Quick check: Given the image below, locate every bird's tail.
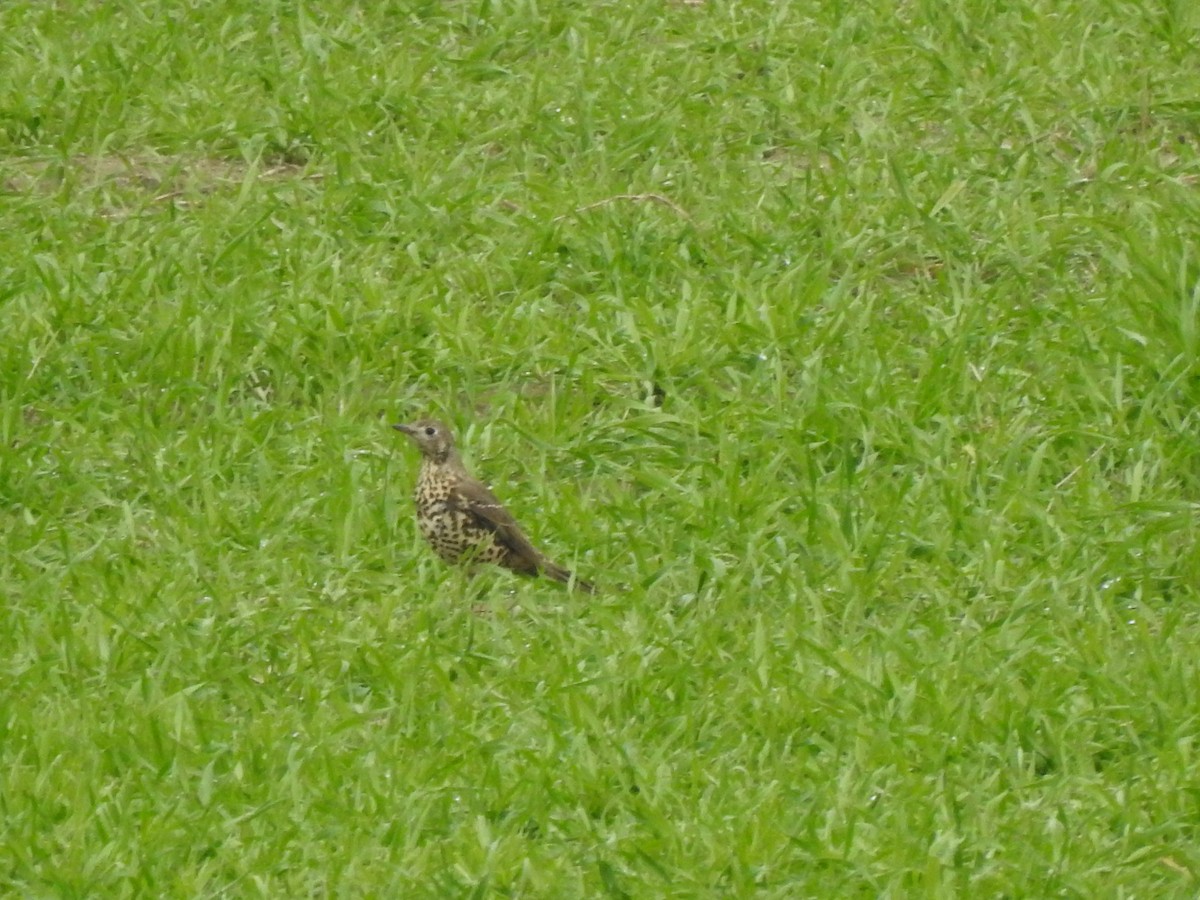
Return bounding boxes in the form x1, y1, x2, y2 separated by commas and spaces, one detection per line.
541, 560, 597, 594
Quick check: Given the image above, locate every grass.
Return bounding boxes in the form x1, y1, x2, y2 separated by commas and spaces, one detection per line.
2, 0, 1199, 895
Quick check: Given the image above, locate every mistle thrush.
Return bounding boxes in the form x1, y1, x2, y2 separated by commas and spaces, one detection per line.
393, 419, 596, 593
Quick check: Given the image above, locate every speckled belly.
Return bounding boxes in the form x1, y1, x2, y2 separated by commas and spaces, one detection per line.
415, 501, 507, 567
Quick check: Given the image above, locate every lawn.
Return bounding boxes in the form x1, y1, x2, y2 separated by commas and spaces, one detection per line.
3, 0, 1199, 895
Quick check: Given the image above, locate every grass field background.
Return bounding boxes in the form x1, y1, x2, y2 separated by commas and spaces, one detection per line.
3, 0, 1200, 895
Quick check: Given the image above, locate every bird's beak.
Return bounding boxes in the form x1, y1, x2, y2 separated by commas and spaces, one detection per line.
393, 423, 415, 435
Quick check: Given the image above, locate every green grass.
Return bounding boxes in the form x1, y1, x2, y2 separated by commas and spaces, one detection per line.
3, 0, 1200, 895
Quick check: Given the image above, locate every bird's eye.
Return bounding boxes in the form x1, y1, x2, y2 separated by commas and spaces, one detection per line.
424, 426, 436, 436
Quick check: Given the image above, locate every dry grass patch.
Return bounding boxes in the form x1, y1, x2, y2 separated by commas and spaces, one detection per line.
1, 151, 320, 216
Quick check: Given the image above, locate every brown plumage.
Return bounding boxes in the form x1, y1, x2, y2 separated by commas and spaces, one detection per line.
393, 419, 595, 593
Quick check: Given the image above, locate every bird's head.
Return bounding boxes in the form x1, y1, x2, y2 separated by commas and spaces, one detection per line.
393, 419, 456, 462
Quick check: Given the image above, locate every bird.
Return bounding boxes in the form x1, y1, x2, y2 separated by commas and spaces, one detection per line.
393, 419, 596, 593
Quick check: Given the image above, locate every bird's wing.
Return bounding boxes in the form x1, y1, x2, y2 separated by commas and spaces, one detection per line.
447, 477, 543, 564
